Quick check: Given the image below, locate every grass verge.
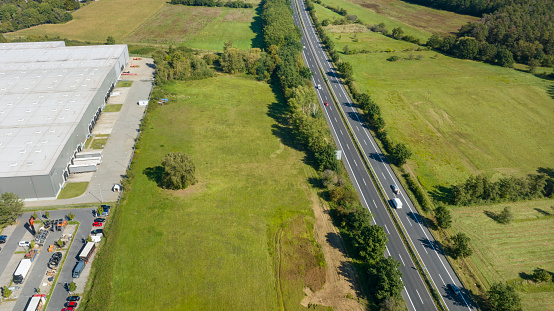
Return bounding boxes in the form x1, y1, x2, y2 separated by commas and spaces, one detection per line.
103, 104, 122, 112
57, 183, 89, 199
90, 138, 108, 149
116, 81, 133, 87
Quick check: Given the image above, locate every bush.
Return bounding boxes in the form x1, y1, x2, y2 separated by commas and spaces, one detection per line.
497, 207, 513, 224
161, 152, 197, 190
2, 286, 12, 298
387, 55, 400, 62
533, 268, 552, 283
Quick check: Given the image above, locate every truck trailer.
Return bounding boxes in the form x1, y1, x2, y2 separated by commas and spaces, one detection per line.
78, 242, 96, 263
68, 163, 97, 174
75, 150, 103, 159
13, 259, 32, 284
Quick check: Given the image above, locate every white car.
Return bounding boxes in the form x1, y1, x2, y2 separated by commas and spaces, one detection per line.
316, 84, 321, 90
18, 241, 30, 247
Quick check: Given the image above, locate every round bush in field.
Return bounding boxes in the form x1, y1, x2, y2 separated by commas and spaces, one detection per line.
161, 152, 197, 190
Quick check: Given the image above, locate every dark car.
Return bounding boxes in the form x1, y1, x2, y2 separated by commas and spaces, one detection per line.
91, 229, 103, 235
92, 222, 103, 227
48, 252, 62, 268
390, 184, 399, 195
67, 296, 80, 302
94, 218, 106, 223
448, 284, 461, 296
0, 235, 6, 244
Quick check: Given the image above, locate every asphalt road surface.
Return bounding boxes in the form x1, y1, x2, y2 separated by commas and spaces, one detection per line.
290, 0, 475, 310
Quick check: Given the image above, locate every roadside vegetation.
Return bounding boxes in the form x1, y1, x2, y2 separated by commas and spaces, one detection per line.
57, 182, 89, 199
0, 193, 23, 229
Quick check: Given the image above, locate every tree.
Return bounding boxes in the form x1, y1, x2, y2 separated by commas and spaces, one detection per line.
426, 34, 443, 49
451, 232, 472, 258
454, 37, 479, 59
68, 281, 77, 292
370, 257, 404, 302
2, 286, 12, 298
353, 224, 388, 263
0, 192, 24, 227
67, 212, 75, 220
44, 211, 50, 218
378, 296, 405, 311
391, 27, 404, 40
532, 268, 552, 283
106, 36, 115, 45
86, 235, 93, 243
496, 48, 514, 67
161, 152, 197, 190
435, 204, 452, 229
497, 207, 513, 224
487, 282, 522, 311
57, 239, 64, 248
343, 44, 350, 55
528, 58, 540, 74
390, 143, 412, 166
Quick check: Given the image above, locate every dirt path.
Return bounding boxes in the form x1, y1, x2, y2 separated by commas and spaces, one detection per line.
301, 191, 366, 310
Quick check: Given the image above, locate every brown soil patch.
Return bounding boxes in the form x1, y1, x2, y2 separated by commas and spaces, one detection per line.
325, 24, 368, 33
223, 9, 255, 22
301, 190, 366, 310
166, 182, 206, 197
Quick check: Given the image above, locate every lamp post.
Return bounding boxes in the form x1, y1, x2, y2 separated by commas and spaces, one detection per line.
98, 184, 103, 203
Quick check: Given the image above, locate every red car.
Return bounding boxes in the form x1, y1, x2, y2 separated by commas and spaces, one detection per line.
324, 102, 328, 106
92, 222, 103, 227
61, 307, 75, 311
64, 301, 78, 307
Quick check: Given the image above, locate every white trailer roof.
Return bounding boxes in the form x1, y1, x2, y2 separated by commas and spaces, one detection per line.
14, 259, 32, 276
79, 241, 95, 258
0, 42, 127, 178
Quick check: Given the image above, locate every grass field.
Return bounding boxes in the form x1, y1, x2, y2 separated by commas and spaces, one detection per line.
57, 182, 88, 199
84, 76, 325, 310
116, 81, 133, 87
6, 0, 168, 42
124, 5, 260, 50
450, 200, 554, 310
329, 31, 554, 190
90, 138, 108, 149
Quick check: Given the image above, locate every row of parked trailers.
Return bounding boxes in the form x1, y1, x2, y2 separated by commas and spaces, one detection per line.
68, 150, 103, 174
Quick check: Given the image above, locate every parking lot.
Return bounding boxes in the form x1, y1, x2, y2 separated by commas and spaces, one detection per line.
25, 57, 155, 208
0, 208, 103, 310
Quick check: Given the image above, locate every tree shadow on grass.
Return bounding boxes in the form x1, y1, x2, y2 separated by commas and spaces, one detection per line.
143, 166, 164, 187
430, 185, 452, 205
534, 208, 552, 216
250, 4, 264, 49
483, 210, 501, 223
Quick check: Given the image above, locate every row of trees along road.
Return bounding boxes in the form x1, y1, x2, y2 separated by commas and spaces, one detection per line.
0, 0, 79, 33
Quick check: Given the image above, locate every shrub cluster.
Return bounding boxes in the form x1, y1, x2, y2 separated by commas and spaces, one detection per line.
152, 46, 215, 84
450, 173, 551, 206
402, 172, 430, 211
170, 0, 253, 8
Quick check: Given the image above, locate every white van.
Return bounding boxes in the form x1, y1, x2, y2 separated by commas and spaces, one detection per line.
18, 241, 30, 247
391, 198, 402, 209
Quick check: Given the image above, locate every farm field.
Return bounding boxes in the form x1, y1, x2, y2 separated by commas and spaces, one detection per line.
83, 76, 327, 310
329, 30, 554, 190
451, 200, 554, 310
6, 0, 168, 42
7, 0, 260, 51
124, 5, 260, 50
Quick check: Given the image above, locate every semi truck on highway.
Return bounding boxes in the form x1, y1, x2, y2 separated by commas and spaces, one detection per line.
13, 259, 32, 284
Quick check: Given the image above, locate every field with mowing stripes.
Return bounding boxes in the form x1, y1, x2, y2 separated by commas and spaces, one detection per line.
451, 200, 554, 310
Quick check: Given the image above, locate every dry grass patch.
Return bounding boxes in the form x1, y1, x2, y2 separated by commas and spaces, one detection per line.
325, 24, 368, 33
223, 9, 255, 22
346, 0, 478, 34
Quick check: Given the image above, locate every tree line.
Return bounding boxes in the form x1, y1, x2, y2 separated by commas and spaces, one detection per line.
169, 0, 253, 8
409, 0, 554, 67
0, 192, 23, 228
450, 172, 552, 206
0, 0, 79, 33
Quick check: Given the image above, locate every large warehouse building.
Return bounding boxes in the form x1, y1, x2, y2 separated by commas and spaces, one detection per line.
0, 41, 129, 200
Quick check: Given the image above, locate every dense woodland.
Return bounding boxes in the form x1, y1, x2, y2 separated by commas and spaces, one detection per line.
0, 0, 79, 33
413, 0, 554, 66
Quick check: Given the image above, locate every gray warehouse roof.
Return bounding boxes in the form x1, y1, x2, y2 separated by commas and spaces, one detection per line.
0, 42, 127, 178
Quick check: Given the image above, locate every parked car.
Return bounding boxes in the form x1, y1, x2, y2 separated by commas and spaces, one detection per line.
0, 235, 7, 244
391, 184, 400, 195
66, 296, 80, 302
448, 283, 461, 296
94, 218, 106, 223
61, 307, 75, 311
64, 301, 78, 307
48, 252, 62, 268
18, 241, 30, 247
92, 222, 103, 227
91, 229, 103, 235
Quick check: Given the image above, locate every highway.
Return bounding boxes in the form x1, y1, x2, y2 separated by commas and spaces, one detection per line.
289, 0, 476, 310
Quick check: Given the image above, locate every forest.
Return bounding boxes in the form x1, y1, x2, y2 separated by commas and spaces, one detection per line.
411, 0, 554, 66
0, 0, 79, 33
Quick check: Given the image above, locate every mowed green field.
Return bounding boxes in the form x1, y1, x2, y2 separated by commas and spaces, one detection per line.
330, 31, 554, 189
86, 76, 319, 310
124, 5, 259, 50
451, 200, 554, 310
